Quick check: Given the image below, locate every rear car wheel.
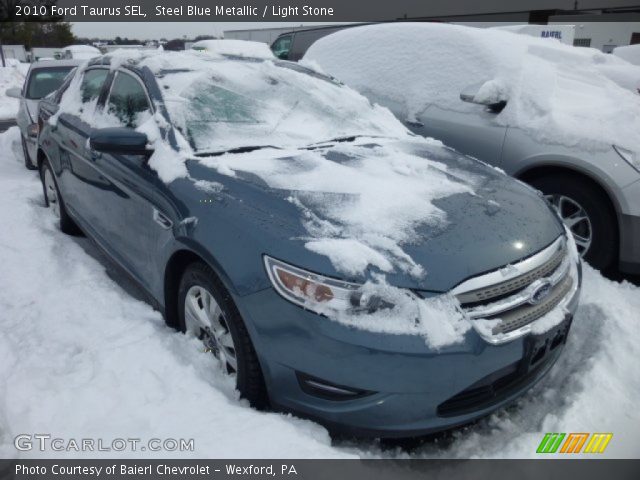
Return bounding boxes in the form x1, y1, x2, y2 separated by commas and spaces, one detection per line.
40, 159, 80, 235
21, 135, 36, 170
528, 174, 616, 270
178, 262, 269, 409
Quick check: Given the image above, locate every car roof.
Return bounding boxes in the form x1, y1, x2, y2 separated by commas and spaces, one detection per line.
30, 59, 83, 69
274, 22, 371, 39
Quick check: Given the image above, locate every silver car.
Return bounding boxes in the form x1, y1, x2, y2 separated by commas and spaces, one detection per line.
6, 60, 81, 169
304, 23, 640, 274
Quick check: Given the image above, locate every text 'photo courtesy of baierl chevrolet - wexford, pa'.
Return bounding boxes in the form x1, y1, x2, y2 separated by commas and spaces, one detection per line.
0, 1, 639, 479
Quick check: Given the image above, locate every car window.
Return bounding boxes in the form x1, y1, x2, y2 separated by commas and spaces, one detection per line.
106, 72, 151, 128
159, 56, 406, 153
53, 68, 77, 104
80, 69, 109, 103
25, 67, 74, 99
271, 35, 292, 59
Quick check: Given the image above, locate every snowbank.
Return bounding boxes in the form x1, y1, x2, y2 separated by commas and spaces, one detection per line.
0, 64, 26, 120
1, 126, 639, 457
305, 23, 640, 154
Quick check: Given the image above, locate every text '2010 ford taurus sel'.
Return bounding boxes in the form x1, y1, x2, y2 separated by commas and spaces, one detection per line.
37, 45, 581, 438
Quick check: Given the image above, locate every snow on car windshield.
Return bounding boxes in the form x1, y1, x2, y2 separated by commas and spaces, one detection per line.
304, 23, 640, 153
140, 51, 407, 152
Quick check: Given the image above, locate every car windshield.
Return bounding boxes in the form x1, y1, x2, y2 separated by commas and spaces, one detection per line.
26, 67, 75, 99
149, 55, 406, 153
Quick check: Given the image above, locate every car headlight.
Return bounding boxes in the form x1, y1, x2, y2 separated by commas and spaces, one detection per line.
613, 145, 640, 173
263, 256, 393, 315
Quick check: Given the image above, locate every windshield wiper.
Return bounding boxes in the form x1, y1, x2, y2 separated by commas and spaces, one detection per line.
194, 145, 280, 157
304, 135, 385, 149
312, 135, 362, 145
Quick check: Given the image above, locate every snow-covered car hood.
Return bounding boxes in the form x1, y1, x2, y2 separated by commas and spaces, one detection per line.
189, 136, 564, 292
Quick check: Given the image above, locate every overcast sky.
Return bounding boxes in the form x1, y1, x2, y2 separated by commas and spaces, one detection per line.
71, 22, 346, 40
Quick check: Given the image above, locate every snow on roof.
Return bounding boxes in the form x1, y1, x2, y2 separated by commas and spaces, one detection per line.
61, 44, 102, 60
191, 39, 274, 59
613, 44, 640, 66
63, 44, 101, 53
304, 23, 640, 153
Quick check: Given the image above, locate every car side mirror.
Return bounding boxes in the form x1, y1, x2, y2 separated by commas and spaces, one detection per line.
6, 87, 22, 99
90, 128, 150, 155
460, 81, 507, 113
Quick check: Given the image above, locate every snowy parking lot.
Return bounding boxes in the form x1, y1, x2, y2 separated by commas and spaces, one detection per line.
0, 125, 639, 458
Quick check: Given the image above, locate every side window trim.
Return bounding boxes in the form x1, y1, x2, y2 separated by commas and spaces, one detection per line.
80, 67, 110, 105
54, 67, 77, 104
105, 69, 154, 118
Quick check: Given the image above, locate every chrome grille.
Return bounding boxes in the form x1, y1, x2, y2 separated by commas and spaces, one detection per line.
491, 274, 573, 335
451, 236, 579, 344
456, 246, 566, 305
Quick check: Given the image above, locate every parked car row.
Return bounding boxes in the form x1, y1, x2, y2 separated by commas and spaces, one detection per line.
7, 38, 585, 438
6, 60, 82, 169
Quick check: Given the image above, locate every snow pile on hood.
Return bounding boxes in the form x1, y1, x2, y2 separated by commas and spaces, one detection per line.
0, 64, 26, 120
200, 137, 476, 278
191, 39, 274, 59
304, 23, 640, 153
613, 44, 640, 66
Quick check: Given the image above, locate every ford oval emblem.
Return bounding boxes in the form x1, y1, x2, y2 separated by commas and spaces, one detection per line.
529, 281, 553, 305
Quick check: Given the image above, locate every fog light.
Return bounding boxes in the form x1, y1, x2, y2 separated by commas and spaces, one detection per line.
296, 372, 375, 401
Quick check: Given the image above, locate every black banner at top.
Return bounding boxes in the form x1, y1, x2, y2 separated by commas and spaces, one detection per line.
2, 0, 640, 22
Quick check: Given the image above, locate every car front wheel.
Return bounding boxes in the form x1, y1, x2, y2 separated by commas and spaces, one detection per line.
178, 262, 269, 409
529, 174, 617, 271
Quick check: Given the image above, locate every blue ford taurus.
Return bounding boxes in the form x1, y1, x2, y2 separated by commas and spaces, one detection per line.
37, 47, 581, 438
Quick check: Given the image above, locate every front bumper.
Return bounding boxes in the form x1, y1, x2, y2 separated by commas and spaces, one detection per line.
238, 272, 581, 438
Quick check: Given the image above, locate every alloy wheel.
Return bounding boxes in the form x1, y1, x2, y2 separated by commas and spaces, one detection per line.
184, 285, 238, 373
545, 194, 592, 257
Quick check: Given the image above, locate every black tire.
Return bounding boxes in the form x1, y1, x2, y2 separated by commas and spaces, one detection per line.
528, 174, 617, 271
178, 262, 269, 409
21, 135, 37, 170
40, 158, 81, 235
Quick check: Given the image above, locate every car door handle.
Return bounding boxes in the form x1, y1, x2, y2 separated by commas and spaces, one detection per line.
153, 208, 173, 229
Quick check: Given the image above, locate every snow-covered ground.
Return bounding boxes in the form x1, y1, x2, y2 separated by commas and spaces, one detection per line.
0, 125, 638, 459
0, 62, 27, 120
